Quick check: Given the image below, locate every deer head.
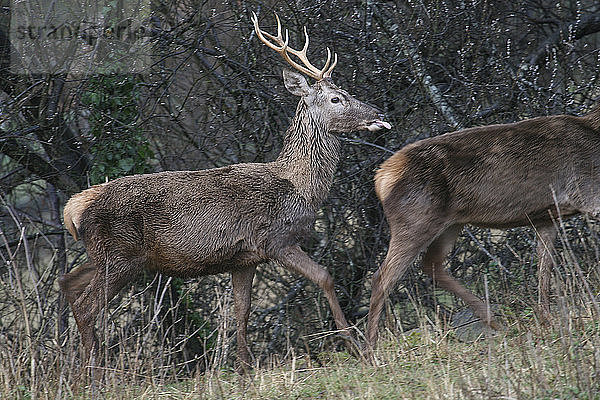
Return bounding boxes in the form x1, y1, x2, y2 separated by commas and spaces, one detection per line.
252, 12, 391, 134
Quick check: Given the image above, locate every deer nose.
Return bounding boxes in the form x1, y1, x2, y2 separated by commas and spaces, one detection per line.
370, 105, 389, 122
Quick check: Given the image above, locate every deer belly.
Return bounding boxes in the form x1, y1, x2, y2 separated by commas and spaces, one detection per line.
460, 198, 579, 228
144, 247, 266, 278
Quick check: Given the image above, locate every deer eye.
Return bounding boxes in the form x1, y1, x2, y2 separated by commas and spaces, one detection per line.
330, 97, 340, 104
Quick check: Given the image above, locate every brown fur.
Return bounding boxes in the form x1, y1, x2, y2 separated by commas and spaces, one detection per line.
367, 105, 600, 352
58, 262, 97, 306
63, 183, 107, 240
374, 152, 408, 201
61, 70, 389, 375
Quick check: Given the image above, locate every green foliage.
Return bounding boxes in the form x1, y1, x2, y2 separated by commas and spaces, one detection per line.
15, 386, 31, 400
81, 74, 153, 184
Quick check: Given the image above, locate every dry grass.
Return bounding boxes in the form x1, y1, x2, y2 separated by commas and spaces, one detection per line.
111, 304, 600, 400
2, 291, 599, 399
1, 212, 599, 399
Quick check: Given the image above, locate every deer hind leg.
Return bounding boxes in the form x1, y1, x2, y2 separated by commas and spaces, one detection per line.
276, 245, 349, 333
231, 265, 257, 374
535, 224, 557, 320
70, 260, 141, 377
421, 225, 498, 329
59, 262, 97, 307
366, 232, 429, 353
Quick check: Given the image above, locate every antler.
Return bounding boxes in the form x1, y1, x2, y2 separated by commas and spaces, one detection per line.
251, 11, 337, 81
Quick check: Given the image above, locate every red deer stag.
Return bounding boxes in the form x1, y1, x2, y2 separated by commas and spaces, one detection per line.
60, 12, 391, 374
366, 104, 600, 351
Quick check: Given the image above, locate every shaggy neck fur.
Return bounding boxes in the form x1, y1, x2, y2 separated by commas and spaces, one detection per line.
274, 100, 341, 209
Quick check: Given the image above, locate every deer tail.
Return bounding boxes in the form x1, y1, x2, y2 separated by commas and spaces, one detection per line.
374, 151, 409, 202
63, 183, 108, 241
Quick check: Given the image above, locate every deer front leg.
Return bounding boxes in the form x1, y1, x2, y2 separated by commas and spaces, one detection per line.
276, 245, 349, 334
231, 265, 257, 374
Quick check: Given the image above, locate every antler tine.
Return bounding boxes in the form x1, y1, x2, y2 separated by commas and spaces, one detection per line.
323, 52, 337, 79
320, 47, 332, 76
251, 11, 285, 52
252, 11, 337, 81
252, 11, 318, 79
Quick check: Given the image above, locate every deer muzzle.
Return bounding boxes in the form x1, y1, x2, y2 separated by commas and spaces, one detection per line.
366, 119, 392, 131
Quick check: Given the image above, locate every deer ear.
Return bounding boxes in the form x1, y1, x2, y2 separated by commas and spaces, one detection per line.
283, 69, 312, 97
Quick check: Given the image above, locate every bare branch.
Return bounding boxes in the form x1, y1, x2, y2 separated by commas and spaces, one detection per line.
528, 12, 600, 66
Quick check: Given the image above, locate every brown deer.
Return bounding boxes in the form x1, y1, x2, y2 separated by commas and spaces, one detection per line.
60, 12, 391, 374
366, 104, 600, 351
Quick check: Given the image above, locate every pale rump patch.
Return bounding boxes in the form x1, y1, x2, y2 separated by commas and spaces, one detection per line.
63, 183, 108, 240
374, 151, 409, 201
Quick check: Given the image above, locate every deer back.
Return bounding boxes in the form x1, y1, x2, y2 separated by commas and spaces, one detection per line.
376, 107, 600, 228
